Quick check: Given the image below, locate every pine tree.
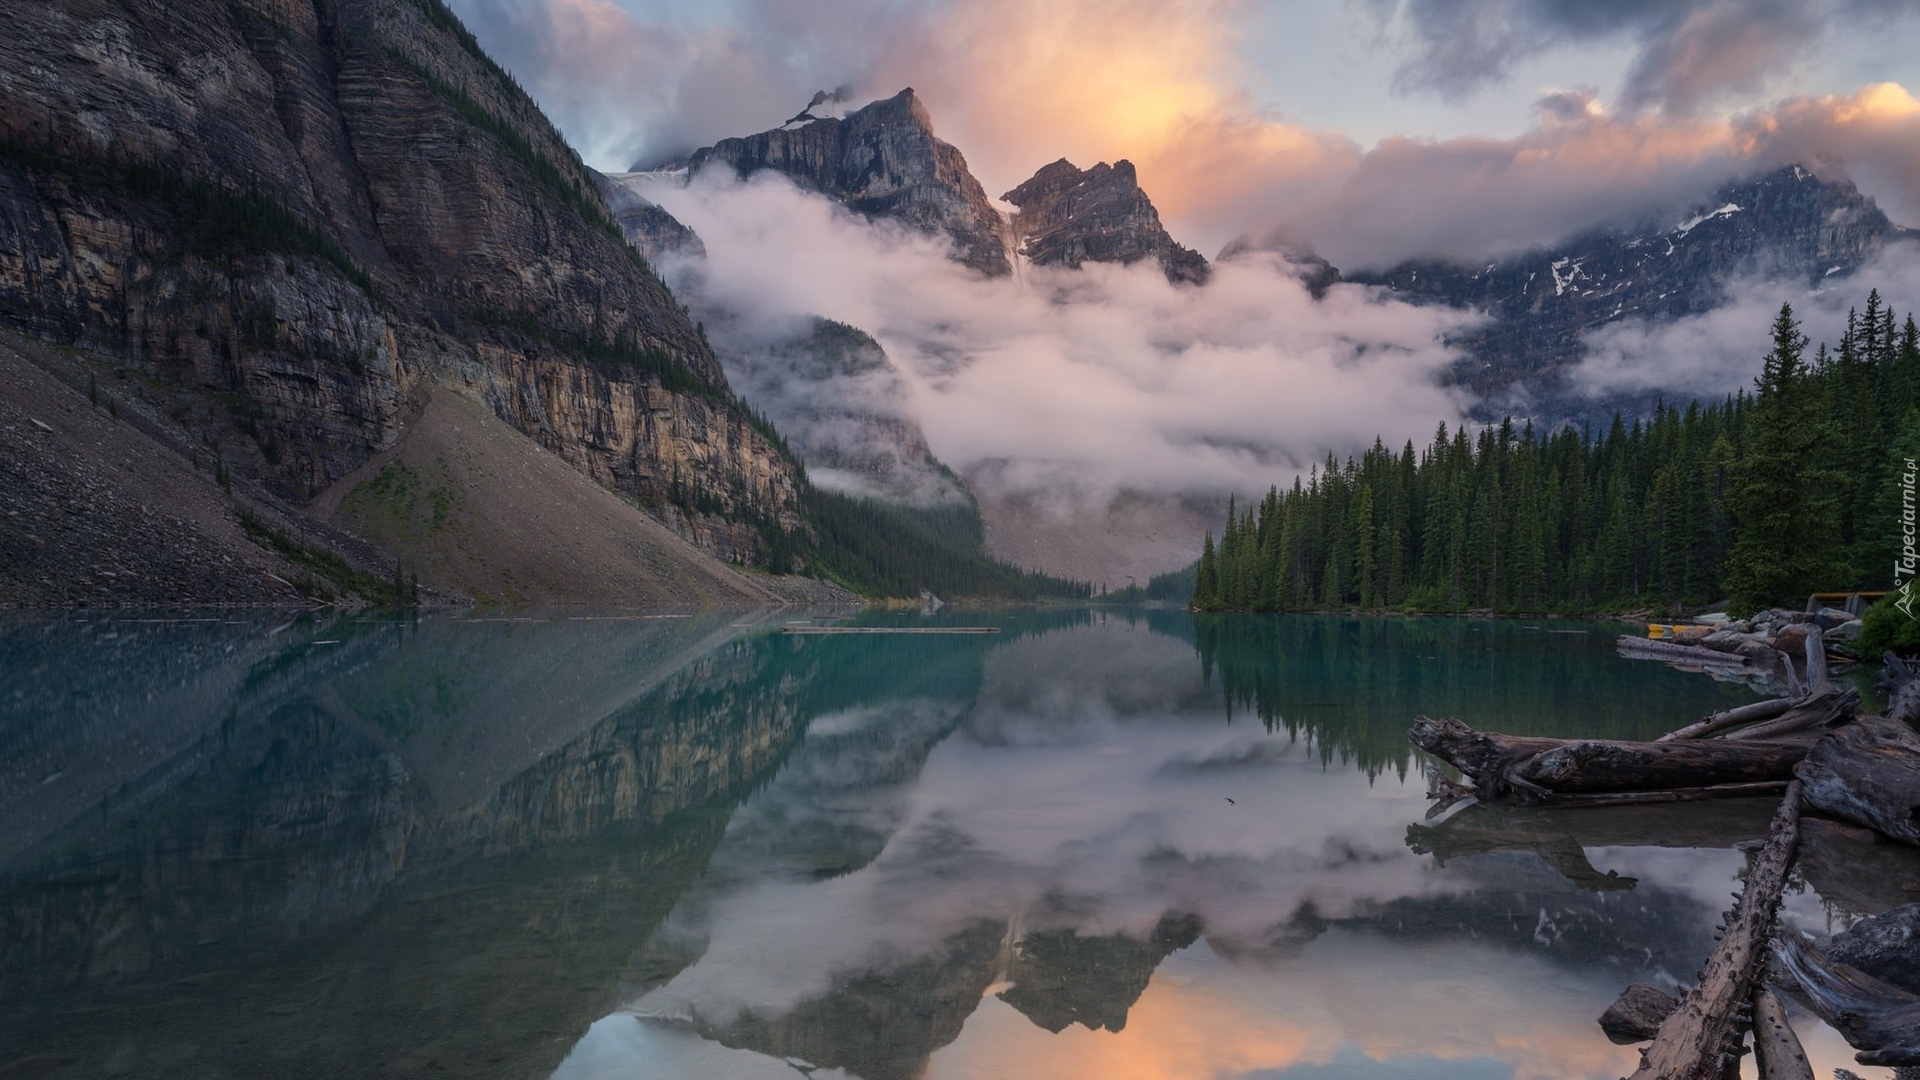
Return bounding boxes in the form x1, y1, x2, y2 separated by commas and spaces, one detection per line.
1723, 304, 1847, 612
1193, 531, 1219, 609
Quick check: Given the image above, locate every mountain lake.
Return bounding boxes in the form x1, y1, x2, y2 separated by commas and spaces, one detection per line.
2, 608, 1912, 1079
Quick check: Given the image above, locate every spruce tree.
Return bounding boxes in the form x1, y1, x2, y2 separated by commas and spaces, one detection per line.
1723, 304, 1846, 612
1193, 531, 1219, 609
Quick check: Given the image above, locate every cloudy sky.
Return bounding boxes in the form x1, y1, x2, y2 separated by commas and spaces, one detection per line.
441, 0, 1920, 568
448, 0, 1920, 267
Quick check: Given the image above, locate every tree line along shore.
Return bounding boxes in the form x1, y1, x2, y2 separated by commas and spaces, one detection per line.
1188, 290, 1920, 655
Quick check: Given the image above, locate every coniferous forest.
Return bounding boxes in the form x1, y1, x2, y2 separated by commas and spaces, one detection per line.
1191, 292, 1920, 618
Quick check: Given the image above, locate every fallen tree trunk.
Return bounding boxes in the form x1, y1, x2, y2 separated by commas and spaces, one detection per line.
1752, 986, 1815, 1080
1772, 932, 1920, 1067
1627, 781, 1802, 1080
1795, 717, 1920, 846
1411, 716, 1807, 803
1619, 635, 1764, 669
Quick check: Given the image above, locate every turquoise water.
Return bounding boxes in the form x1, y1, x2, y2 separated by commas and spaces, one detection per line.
0, 609, 1908, 1078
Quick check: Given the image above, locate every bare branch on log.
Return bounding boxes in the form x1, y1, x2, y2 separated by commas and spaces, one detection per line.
1659, 697, 1796, 742
1715, 686, 1858, 742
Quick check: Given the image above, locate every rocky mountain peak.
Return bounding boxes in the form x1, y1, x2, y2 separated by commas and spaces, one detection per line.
785, 89, 857, 126
678, 88, 1011, 276
1216, 229, 1343, 298
1344, 161, 1919, 417
1002, 158, 1209, 285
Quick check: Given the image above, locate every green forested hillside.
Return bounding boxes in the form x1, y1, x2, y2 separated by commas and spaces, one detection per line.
1192, 292, 1920, 616
769, 488, 1092, 601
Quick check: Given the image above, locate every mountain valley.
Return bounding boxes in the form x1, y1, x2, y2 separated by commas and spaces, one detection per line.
6, 0, 1919, 600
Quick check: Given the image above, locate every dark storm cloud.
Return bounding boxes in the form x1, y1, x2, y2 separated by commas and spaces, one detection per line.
1374, 0, 1913, 113
446, 0, 919, 168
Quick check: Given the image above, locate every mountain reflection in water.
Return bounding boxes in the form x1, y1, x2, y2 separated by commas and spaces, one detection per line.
1, 610, 1910, 1079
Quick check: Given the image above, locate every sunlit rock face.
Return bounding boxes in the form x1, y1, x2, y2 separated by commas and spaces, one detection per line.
1345, 165, 1919, 415
676, 89, 1013, 277
1003, 159, 1211, 286
0, 0, 802, 551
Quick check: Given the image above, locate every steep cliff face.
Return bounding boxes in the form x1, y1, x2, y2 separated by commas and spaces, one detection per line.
680, 89, 1012, 276
1003, 159, 1210, 285
722, 318, 968, 505
596, 169, 706, 263
0, 0, 803, 558
1345, 165, 1920, 411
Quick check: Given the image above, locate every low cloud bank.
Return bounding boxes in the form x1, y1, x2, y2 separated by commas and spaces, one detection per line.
1571, 245, 1920, 401
635, 169, 1479, 511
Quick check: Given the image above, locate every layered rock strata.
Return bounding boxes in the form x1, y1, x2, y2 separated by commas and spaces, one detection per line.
0, 0, 803, 562
1003, 159, 1210, 285
596, 169, 706, 263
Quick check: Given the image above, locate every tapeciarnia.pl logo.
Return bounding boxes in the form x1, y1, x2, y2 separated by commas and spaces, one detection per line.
1900, 456, 1918, 618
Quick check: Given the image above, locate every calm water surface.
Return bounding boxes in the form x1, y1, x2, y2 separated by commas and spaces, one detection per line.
2, 609, 1913, 1079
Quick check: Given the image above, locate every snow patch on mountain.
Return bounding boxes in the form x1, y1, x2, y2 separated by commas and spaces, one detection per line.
781, 90, 855, 130
1673, 203, 1742, 237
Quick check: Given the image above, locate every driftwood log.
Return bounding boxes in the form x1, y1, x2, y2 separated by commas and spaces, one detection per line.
1618, 635, 1768, 671
1411, 716, 1807, 803
1773, 932, 1920, 1066
1795, 717, 1920, 845
1802, 625, 1829, 695
1752, 986, 1815, 1080
1627, 781, 1802, 1080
